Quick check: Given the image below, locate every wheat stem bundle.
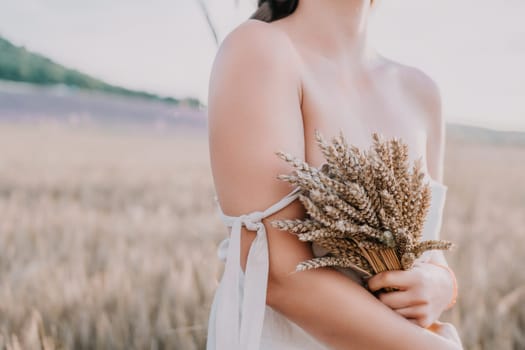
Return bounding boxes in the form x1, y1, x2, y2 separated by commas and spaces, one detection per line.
271, 130, 454, 284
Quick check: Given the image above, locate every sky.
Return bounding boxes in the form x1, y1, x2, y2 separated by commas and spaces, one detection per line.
0, 0, 524, 131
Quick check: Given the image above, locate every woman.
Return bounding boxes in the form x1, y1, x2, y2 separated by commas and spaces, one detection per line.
206, 0, 462, 349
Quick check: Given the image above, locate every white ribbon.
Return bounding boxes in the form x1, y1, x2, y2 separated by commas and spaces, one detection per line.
213, 187, 301, 350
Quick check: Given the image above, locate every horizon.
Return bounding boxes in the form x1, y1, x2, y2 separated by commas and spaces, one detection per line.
0, 0, 523, 132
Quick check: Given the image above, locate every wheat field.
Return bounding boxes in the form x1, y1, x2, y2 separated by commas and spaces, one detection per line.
0, 123, 523, 350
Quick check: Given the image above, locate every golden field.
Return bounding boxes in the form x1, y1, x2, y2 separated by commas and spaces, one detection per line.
0, 123, 523, 350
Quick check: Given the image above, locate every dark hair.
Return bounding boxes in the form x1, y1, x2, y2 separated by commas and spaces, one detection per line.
250, 0, 374, 23
250, 0, 299, 22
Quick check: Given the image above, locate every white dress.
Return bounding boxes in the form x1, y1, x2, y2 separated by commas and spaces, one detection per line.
205, 175, 448, 350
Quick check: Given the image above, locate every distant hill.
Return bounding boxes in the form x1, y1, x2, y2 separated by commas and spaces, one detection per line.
447, 123, 525, 146
0, 36, 201, 108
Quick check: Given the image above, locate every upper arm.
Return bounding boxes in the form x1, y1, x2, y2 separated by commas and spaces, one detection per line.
208, 20, 304, 213
399, 65, 445, 182
408, 68, 446, 182
424, 76, 446, 183
402, 68, 448, 262
207, 20, 312, 275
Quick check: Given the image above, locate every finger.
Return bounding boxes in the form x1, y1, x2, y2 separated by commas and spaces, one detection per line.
367, 270, 414, 292
395, 306, 432, 328
394, 305, 426, 319
378, 290, 413, 309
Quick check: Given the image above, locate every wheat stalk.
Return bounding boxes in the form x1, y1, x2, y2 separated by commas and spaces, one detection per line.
272, 130, 454, 286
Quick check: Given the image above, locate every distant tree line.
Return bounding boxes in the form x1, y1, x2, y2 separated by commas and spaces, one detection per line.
0, 37, 202, 108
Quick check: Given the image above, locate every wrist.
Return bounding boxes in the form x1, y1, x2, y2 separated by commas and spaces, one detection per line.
427, 261, 457, 310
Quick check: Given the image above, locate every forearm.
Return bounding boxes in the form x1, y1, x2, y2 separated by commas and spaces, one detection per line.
267, 267, 461, 350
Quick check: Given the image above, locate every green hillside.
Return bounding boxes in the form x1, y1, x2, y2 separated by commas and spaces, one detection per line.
0, 36, 200, 107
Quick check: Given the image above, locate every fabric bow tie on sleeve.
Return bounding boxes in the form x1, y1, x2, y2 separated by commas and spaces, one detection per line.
213, 188, 301, 350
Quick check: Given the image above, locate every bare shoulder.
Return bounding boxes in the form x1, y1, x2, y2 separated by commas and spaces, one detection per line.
381, 57, 442, 125
209, 19, 300, 89
219, 18, 293, 51
207, 19, 303, 125
400, 63, 442, 116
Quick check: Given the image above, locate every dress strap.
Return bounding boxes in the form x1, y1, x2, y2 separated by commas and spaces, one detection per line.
212, 186, 301, 350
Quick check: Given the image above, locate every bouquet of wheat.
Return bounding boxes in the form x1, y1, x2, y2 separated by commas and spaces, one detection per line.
271, 130, 454, 290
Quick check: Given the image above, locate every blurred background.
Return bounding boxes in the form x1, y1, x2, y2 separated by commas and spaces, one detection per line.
0, 0, 523, 349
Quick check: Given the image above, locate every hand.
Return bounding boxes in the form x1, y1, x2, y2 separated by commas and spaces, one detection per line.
365, 261, 455, 328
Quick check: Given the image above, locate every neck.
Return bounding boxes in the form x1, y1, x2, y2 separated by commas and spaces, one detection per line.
288, 0, 376, 65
